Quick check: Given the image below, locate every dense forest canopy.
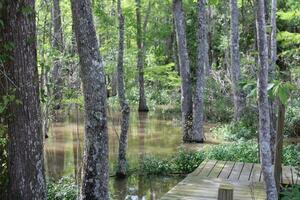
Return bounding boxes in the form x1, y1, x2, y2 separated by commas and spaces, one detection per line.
0, 0, 299, 199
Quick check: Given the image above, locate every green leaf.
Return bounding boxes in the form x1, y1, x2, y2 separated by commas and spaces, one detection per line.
247, 88, 257, 98
267, 83, 275, 91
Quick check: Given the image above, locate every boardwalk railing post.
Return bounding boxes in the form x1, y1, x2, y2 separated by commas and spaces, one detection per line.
218, 184, 234, 200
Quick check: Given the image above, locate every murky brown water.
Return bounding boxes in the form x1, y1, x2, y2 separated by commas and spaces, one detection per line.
44, 108, 216, 199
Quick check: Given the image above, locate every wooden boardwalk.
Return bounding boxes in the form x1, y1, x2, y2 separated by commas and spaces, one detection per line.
161, 160, 299, 200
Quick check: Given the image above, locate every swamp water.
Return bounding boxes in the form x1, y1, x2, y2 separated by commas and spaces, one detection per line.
45, 109, 216, 199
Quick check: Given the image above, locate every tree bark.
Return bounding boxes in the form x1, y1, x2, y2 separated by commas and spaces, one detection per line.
116, 0, 130, 178
274, 100, 285, 194
173, 0, 193, 142
230, 0, 245, 121
136, 0, 149, 112
70, 0, 109, 199
0, 0, 47, 199
192, 0, 206, 143
269, 0, 277, 163
255, 0, 278, 199
51, 0, 64, 109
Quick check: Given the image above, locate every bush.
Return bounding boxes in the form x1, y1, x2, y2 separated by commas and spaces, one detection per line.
142, 156, 174, 175
141, 150, 205, 175
204, 78, 233, 123
280, 185, 300, 200
205, 142, 300, 167
283, 144, 300, 166
211, 121, 257, 142
205, 142, 259, 163
284, 103, 300, 137
47, 177, 79, 200
173, 150, 205, 173
141, 143, 300, 176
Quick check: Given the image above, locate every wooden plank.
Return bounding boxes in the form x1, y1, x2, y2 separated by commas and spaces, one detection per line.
189, 160, 208, 176
198, 160, 218, 177
218, 161, 235, 179
228, 162, 244, 181
208, 161, 227, 178
161, 161, 300, 200
239, 163, 254, 182
291, 166, 299, 185
259, 166, 264, 182
161, 173, 267, 200
250, 164, 261, 183
282, 165, 292, 184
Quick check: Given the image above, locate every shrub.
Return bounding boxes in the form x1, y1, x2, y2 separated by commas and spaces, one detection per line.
284, 103, 300, 137
280, 185, 300, 200
141, 150, 205, 175
205, 142, 259, 163
173, 150, 205, 173
142, 156, 174, 175
204, 77, 233, 123
283, 144, 300, 166
211, 121, 257, 142
47, 176, 79, 200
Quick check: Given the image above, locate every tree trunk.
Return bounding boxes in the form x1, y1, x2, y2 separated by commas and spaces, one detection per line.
274, 101, 285, 194
51, 0, 64, 109
116, 0, 130, 178
269, 0, 277, 163
192, 0, 206, 143
70, 0, 109, 199
0, 0, 47, 199
136, 0, 149, 112
173, 0, 193, 142
255, 0, 278, 199
230, 0, 245, 121
111, 71, 118, 97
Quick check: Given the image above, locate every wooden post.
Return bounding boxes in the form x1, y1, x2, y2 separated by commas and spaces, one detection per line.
218, 184, 234, 200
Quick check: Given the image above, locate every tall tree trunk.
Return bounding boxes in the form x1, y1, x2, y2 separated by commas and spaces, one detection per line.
269, 0, 277, 162
230, 0, 245, 121
173, 0, 193, 142
136, 0, 149, 112
116, 0, 130, 178
70, 0, 109, 199
274, 58, 289, 196
256, 0, 278, 199
0, 0, 47, 199
274, 100, 285, 194
206, 5, 213, 75
51, 0, 64, 109
192, 0, 206, 143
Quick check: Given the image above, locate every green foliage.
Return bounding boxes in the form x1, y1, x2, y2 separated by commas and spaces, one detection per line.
206, 142, 300, 166
172, 150, 205, 173
47, 177, 79, 200
283, 144, 300, 166
284, 101, 300, 137
281, 185, 300, 200
204, 77, 233, 122
141, 150, 205, 175
142, 156, 174, 175
268, 80, 297, 105
145, 63, 180, 88
212, 121, 256, 142
0, 126, 8, 193
205, 142, 259, 163
0, 94, 17, 114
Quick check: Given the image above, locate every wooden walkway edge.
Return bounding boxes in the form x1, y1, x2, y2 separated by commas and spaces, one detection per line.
161, 160, 299, 200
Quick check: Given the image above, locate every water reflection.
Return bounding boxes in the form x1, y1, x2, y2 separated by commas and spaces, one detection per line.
45, 124, 65, 179
45, 109, 215, 199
